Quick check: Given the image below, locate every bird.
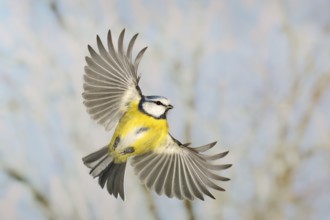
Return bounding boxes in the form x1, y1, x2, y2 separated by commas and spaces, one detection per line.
82, 29, 231, 201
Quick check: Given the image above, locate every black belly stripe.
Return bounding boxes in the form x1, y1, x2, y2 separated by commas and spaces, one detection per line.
136, 127, 149, 134
113, 136, 120, 149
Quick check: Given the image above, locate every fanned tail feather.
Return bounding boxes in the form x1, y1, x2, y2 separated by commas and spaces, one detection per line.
82, 147, 127, 200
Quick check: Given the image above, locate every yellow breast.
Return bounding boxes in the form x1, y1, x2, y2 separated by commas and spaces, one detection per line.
109, 101, 169, 163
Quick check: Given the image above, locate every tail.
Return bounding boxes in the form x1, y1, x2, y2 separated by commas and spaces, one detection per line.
82, 146, 127, 200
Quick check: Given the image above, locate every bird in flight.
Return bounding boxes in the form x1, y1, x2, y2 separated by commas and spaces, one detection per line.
82, 29, 231, 201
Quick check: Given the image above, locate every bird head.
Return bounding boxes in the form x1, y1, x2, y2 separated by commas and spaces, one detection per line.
140, 96, 173, 119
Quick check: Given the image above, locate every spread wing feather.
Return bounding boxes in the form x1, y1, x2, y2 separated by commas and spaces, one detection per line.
83, 29, 147, 130
131, 135, 231, 201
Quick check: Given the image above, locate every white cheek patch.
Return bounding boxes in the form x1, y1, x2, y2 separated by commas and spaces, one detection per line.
143, 102, 166, 118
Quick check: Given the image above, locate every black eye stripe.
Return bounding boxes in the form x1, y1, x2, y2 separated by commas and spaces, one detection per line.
155, 101, 164, 106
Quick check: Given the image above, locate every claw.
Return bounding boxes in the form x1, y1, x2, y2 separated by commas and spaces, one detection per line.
121, 146, 135, 155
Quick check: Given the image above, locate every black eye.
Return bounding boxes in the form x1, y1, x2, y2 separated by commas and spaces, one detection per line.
155, 101, 162, 105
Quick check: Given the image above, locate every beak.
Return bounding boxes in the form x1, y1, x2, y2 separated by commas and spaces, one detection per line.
167, 104, 173, 110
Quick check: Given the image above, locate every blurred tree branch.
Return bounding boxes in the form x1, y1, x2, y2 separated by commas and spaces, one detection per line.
246, 1, 330, 219
3, 166, 55, 220
141, 187, 160, 220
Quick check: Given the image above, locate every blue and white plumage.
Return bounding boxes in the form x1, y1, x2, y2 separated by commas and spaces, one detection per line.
82, 29, 231, 201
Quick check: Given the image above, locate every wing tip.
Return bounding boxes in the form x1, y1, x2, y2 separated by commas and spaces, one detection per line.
223, 164, 232, 169
223, 150, 229, 156
119, 28, 126, 40
141, 46, 148, 52
133, 32, 139, 38
96, 35, 103, 46
208, 193, 216, 199
222, 177, 231, 182
87, 44, 93, 51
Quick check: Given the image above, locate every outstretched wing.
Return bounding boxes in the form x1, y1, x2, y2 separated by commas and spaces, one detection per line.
83, 29, 147, 130
131, 135, 231, 201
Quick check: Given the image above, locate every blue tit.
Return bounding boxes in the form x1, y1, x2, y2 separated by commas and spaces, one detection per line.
82, 29, 231, 201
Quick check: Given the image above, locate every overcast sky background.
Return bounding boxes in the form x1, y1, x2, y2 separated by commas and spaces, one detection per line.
1, 0, 330, 219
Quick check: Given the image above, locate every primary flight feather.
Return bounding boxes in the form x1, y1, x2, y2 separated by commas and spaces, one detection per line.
82, 29, 231, 201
